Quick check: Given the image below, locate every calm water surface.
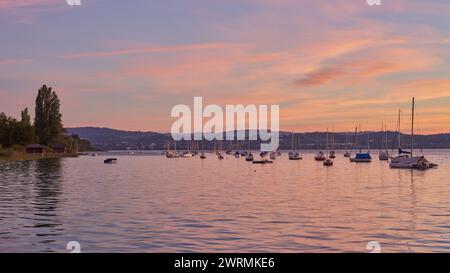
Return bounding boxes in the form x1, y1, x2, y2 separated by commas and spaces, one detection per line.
1, 150, 450, 253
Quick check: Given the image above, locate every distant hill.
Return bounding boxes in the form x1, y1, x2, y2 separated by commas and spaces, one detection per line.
66, 127, 170, 150
66, 127, 450, 151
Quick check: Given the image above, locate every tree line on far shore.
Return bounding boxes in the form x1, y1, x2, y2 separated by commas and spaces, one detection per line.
0, 85, 92, 153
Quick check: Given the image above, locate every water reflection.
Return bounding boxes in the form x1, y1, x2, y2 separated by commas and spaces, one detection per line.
0, 151, 450, 252
33, 159, 63, 240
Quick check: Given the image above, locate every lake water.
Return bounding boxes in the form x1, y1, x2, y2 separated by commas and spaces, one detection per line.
1, 150, 450, 253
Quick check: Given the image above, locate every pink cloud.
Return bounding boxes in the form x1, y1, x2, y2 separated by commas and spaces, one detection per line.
0, 0, 61, 10
0, 58, 32, 65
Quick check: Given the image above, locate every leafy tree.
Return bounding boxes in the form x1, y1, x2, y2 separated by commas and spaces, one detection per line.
14, 108, 35, 145
34, 85, 63, 145
0, 112, 10, 146
21, 108, 31, 125
0, 110, 35, 147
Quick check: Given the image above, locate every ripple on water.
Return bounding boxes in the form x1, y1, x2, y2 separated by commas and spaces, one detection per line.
1, 151, 450, 252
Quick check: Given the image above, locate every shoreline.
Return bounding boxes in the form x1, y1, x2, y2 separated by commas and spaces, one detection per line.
0, 151, 78, 162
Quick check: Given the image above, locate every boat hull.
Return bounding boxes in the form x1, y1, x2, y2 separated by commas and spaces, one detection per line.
350, 158, 372, 163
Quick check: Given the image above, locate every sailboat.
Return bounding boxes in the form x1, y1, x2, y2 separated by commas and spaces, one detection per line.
199, 141, 206, 159
314, 132, 326, 161
181, 140, 193, 158
329, 125, 336, 159
389, 98, 438, 169
234, 141, 241, 158
288, 132, 302, 160
350, 125, 372, 163
344, 132, 350, 157
323, 128, 334, 166
379, 122, 389, 161
166, 141, 180, 158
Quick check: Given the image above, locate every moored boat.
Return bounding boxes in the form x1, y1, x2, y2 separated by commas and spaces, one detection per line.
315, 151, 326, 161
289, 132, 302, 160
323, 158, 333, 166
252, 159, 273, 164
389, 98, 437, 170
104, 158, 117, 164
350, 153, 372, 163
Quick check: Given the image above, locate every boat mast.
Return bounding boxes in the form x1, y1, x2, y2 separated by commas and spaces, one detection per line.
380, 121, 384, 151
332, 124, 335, 151
291, 131, 294, 151
385, 124, 388, 152
411, 97, 415, 157
398, 110, 401, 150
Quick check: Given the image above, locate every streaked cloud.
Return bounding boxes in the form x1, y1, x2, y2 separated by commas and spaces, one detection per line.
1, 0, 450, 133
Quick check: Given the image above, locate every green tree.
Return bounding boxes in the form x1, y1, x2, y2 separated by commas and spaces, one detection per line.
34, 85, 63, 145
0, 112, 10, 146
0, 110, 35, 147
21, 108, 31, 125
13, 108, 35, 145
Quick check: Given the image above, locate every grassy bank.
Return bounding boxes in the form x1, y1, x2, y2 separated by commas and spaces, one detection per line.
0, 146, 78, 161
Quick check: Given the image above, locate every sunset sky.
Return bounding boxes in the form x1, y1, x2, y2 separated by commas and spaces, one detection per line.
1, 0, 450, 133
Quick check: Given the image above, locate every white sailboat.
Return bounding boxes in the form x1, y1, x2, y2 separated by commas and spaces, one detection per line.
323, 128, 334, 166
289, 131, 302, 160
314, 133, 326, 161
329, 125, 336, 159
344, 132, 350, 158
379, 122, 389, 161
390, 98, 438, 169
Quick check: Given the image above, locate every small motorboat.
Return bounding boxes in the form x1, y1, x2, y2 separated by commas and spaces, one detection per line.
218, 153, 224, 160
104, 158, 118, 164
252, 159, 273, 164
323, 158, 333, 166
245, 153, 254, 162
344, 152, 350, 158
200, 153, 206, 159
234, 151, 240, 158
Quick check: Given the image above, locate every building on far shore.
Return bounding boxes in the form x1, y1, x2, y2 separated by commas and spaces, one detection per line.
26, 144, 44, 154
51, 144, 66, 153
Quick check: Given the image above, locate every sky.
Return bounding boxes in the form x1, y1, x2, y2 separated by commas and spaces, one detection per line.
1, 0, 450, 133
